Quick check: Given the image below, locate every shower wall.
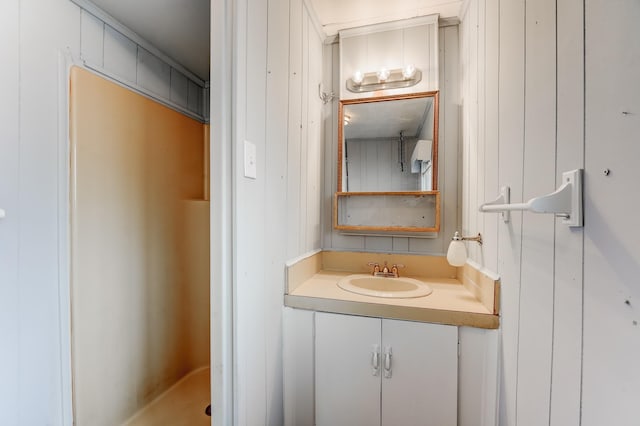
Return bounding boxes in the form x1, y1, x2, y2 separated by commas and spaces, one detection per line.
69, 66, 209, 425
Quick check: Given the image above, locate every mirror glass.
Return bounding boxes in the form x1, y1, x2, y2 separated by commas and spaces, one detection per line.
338, 91, 439, 193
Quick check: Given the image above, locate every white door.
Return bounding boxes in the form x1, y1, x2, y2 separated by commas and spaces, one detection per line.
0, 1, 20, 422
381, 319, 458, 426
315, 312, 381, 426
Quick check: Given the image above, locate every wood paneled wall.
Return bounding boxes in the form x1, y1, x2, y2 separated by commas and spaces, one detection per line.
461, 0, 640, 424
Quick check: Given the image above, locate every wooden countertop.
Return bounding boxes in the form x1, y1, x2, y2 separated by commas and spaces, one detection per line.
285, 270, 499, 329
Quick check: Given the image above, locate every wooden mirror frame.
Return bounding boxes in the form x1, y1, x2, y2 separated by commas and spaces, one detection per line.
337, 90, 440, 193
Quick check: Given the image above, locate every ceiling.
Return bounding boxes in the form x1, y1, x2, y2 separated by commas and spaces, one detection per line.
88, 0, 461, 82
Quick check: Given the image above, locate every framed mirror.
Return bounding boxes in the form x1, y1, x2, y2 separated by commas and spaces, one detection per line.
338, 91, 439, 193
334, 91, 440, 233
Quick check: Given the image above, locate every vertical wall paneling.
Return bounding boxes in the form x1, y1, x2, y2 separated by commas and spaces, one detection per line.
209, 0, 234, 421
430, 25, 459, 254
465, 0, 479, 262
80, 10, 104, 68
455, 0, 640, 424
187, 80, 203, 114
459, 13, 469, 254
299, 13, 310, 253
170, 68, 189, 109
137, 47, 172, 100
516, 1, 557, 423
233, 0, 255, 420
549, 0, 584, 424
286, 0, 324, 258
583, 1, 640, 424
0, 0, 20, 424
483, 0, 500, 274
8, 0, 82, 423
474, 0, 486, 264
496, 1, 526, 424
306, 18, 323, 251
232, 0, 324, 422
19, 1, 81, 423
320, 42, 337, 249
103, 25, 138, 84
264, 0, 291, 423
287, 0, 303, 259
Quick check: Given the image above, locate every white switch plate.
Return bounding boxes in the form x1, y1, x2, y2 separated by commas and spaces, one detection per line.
244, 140, 257, 179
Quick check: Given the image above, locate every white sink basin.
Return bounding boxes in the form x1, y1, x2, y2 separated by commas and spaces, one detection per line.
337, 274, 433, 299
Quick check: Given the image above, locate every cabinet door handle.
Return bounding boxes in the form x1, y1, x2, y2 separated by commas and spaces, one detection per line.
371, 344, 380, 376
384, 346, 393, 378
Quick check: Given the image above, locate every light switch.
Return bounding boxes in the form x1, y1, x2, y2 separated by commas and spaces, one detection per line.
244, 140, 257, 179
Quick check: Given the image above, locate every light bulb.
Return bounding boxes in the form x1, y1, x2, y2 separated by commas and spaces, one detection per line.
402, 64, 416, 79
446, 239, 467, 267
352, 70, 364, 85
376, 68, 390, 81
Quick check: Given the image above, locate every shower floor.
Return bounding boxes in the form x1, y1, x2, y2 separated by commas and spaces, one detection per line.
123, 367, 211, 426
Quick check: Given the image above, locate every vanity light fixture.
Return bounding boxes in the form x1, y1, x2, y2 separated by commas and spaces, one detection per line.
446, 231, 483, 267
376, 67, 390, 81
344, 114, 352, 126
346, 66, 423, 93
352, 70, 365, 85
402, 64, 416, 79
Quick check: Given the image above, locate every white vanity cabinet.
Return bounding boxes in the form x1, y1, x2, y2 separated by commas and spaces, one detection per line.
315, 312, 458, 426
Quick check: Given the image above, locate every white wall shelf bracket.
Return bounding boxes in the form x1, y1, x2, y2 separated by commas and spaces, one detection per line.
479, 169, 583, 228
479, 186, 511, 223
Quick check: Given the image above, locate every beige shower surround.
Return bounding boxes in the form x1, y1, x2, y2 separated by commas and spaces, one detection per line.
69, 67, 209, 425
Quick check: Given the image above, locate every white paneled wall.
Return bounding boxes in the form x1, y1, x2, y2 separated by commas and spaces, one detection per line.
0, 1, 209, 423
0, 0, 81, 423
0, 1, 21, 425
228, 0, 324, 423
286, 0, 324, 259
79, 9, 206, 119
582, 1, 640, 424
322, 24, 460, 255
461, 0, 640, 425
339, 15, 439, 100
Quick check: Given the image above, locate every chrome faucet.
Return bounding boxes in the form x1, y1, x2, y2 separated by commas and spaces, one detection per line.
367, 261, 405, 278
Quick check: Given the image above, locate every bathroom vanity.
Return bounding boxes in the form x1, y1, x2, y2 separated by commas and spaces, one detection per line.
283, 250, 499, 426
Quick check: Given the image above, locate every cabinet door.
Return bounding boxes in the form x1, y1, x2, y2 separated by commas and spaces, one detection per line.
381, 320, 458, 426
315, 312, 381, 426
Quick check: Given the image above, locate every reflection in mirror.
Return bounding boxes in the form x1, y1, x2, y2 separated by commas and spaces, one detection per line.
338, 91, 439, 193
